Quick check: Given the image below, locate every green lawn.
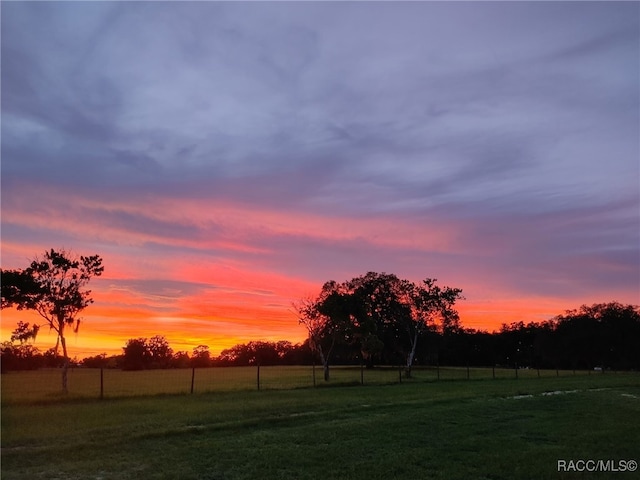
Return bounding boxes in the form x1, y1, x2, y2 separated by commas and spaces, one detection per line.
2, 371, 639, 479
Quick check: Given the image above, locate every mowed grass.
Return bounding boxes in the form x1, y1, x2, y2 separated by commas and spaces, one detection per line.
2, 371, 639, 480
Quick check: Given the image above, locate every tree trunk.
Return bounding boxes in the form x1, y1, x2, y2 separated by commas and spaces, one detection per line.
405, 331, 419, 378
60, 334, 69, 394
317, 344, 330, 381
319, 350, 330, 381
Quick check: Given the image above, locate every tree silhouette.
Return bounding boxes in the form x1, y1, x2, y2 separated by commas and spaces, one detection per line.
191, 345, 211, 367
296, 272, 464, 379
294, 283, 356, 381
122, 338, 150, 370
405, 278, 463, 376
0, 249, 103, 392
1, 269, 44, 309
147, 335, 174, 368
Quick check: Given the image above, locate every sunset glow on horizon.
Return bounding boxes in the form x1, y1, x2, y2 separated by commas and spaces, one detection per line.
1, 2, 638, 360
1, 254, 610, 359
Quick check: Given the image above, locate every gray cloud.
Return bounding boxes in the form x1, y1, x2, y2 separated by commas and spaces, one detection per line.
2, 1, 638, 309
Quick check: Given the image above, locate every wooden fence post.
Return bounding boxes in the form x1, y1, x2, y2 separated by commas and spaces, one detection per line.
191, 367, 195, 394
256, 363, 261, 391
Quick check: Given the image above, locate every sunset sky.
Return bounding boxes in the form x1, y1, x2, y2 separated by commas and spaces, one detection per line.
1, 2, 638, 359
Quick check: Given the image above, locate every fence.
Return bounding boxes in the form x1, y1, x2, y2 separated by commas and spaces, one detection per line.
0, 364, 615, 404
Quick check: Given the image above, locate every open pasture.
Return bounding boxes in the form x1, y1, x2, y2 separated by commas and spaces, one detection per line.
2, 371, 639, 479
1, 365, 584, 404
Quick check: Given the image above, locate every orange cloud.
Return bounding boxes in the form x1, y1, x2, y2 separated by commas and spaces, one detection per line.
2, 182, 460, 256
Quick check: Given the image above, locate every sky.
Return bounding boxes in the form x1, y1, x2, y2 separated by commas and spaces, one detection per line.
1, 1, 639, 358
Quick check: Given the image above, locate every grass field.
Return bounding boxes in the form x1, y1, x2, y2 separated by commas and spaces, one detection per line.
1, 365, 583, 404
2, 369, 639, 479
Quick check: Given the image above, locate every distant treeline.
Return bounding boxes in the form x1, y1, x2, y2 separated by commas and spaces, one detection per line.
0, 338, 314, 372
2, 302, 638, 372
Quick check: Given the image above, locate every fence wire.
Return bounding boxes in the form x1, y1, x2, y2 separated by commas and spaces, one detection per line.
0, 365, 609, 404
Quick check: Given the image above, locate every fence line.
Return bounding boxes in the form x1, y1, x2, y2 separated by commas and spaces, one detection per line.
0, 365, 621, 404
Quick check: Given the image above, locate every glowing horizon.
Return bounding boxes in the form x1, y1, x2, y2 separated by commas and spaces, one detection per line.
1, 253, 634, 359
